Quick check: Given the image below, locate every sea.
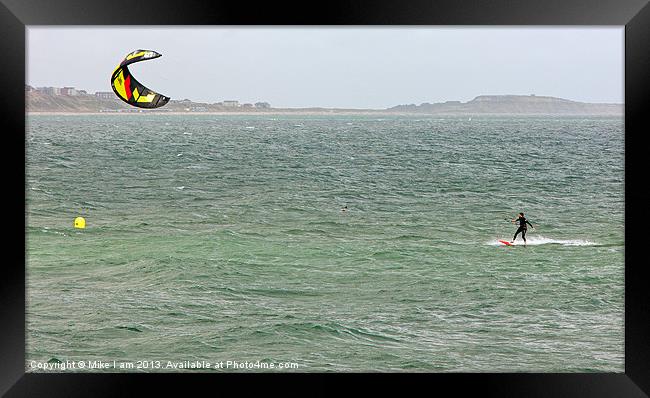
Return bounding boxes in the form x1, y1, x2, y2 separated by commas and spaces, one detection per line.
25, 114, 624, 372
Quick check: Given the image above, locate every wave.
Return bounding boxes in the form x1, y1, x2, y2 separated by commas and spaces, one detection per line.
489, 235, 597, 246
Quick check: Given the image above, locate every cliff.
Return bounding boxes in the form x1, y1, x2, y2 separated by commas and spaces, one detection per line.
389, 95, 622, 115
26, 91, 623, 115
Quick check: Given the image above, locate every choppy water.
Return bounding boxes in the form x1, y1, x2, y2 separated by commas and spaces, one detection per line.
26, 114, 624, 372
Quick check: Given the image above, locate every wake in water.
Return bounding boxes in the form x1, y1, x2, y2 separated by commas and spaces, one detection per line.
489, 235, 597, 246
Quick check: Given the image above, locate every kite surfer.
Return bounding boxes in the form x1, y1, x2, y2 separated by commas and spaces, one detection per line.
511, 212, 534, 245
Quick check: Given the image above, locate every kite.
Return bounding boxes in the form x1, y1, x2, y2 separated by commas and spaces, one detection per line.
110, 50, 170, 108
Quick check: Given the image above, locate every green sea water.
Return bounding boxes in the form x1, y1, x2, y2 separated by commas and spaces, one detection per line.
26, 114, 624, 372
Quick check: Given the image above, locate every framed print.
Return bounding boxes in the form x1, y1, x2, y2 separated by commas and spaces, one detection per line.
1, 0, 648, 396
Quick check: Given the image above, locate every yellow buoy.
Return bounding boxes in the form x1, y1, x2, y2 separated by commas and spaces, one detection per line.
74, 217, 86, 229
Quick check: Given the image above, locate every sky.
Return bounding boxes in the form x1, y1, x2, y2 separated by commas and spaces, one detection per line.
27, 27, 624, 109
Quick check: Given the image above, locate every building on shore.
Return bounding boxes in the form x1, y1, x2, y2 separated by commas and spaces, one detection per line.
223, 100, 239, 107
37, 87, 61, 95
61, 87, 78, 96
95, 91, 114, 99
255, 102, 271, 109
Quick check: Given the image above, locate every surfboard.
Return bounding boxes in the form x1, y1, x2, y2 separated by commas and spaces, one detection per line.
498, 240, 514, 246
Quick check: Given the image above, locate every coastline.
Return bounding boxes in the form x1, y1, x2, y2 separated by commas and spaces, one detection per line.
26, 111, 623, 117
26, 111, 385, 116
26, 93, 623, 117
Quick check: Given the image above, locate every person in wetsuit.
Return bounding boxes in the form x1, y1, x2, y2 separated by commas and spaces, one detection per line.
511, 212, 534, 245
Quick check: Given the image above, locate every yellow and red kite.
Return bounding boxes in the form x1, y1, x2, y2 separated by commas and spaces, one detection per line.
111, 50, 170, 109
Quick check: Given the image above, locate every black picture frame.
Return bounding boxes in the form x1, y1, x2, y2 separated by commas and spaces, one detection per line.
2, 0, 648, 396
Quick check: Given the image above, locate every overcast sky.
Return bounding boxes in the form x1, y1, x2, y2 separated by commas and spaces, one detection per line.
27, 27, 623, 109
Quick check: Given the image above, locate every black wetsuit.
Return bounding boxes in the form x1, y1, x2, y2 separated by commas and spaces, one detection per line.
513, 216, 533, 242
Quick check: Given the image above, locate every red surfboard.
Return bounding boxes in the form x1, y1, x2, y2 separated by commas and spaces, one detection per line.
498, 240, 514, 246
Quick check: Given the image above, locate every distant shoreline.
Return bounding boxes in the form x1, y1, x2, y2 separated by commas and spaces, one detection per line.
26, 111, 384, 116
25, 92, 623, 116
26, 111, 623, 117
